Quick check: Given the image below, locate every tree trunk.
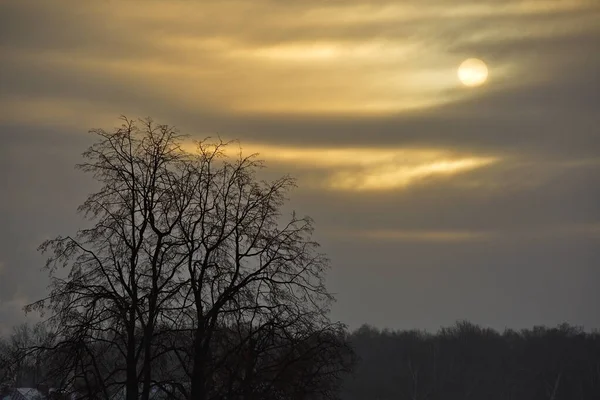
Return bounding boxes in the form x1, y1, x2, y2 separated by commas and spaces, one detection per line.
126, 315, 138, 400
190, 324, 213, 400
140, 332, 153, 400
190, 327, 207, 400
141, 303, 156, 400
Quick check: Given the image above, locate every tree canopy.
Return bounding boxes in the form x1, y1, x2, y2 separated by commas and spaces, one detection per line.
23, 117, 354, 400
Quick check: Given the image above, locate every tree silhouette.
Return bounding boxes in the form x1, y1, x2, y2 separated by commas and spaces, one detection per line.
25, 116, 353, 400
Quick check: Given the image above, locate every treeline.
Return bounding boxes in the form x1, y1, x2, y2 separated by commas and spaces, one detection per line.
3, 320, 600, 399
341, 321, 600, 400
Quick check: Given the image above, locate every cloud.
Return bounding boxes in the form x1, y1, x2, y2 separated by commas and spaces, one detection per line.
0, 0, 598, 332
333, 229, 492, 243
326, 223, 600, 244
328, 156, 497, 191
1, 0, 597, 122
211, 143, 499, 191
0, 0, 597, 169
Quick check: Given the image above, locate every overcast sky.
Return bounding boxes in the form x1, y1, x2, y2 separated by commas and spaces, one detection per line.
1, 0, 599, 335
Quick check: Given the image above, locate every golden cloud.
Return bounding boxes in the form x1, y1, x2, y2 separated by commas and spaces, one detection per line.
329, 157, 497, 191
325, 223, 600, 243
212, 143, 500, 191
1, 0, 596, 127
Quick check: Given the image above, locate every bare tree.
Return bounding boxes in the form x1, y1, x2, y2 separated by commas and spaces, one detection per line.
26, 116, 353, 400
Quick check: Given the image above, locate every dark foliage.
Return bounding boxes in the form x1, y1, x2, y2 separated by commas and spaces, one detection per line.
342, 321, 600, 400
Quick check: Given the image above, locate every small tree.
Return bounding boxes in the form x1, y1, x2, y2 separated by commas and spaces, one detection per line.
26, 116, 353, 400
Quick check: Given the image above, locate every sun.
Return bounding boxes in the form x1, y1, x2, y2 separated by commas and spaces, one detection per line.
458, 58, 488, 87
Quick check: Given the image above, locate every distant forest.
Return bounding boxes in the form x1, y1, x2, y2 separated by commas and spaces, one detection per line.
342, 321, 600, 400
3, 321, 600, 400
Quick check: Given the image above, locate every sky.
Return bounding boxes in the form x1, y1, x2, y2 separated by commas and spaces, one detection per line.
0, 0, 599, 335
